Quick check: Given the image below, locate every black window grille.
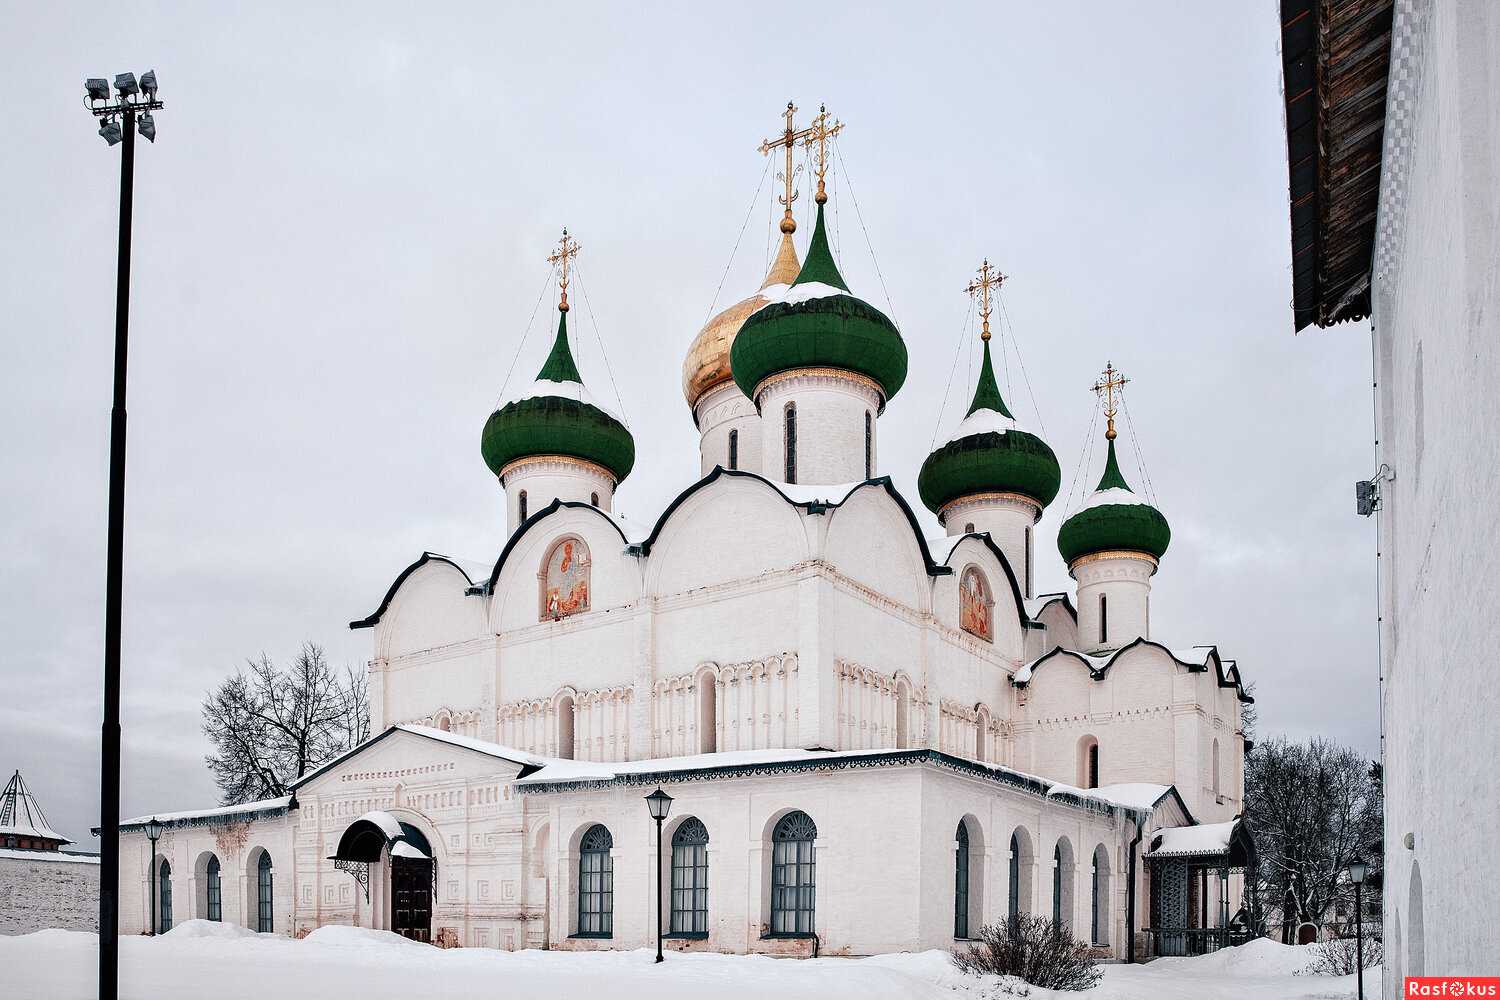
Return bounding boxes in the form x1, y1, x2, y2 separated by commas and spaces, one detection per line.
784, 403, 797, 484
864, 411, 872, 478
1091, 854, 1103, 944
1008, 834, 1021, 917
578, 824, 614, 936
519, 490, 528, 522
158, 859, 173, 933
1100, 593, 1107, 643
670, 818, 710, 936
257, 851, 273, 933
954, 822, 971, 938
206, 855, 221, 922
590, 492, 599, 507
1088, 742, 1100, 789
1052, 845, 1063, 925
728, 429, 738, 471
770, 811, 816, 935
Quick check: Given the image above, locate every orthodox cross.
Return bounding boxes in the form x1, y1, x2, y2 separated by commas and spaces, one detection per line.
965, 259, 1007, 342
1092, 362, 1129, 440
547, 228, 581, 312
759, 102, 817, 234
798, 103, 844, 204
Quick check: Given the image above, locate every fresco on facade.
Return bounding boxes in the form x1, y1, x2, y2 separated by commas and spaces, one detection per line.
543, 537, 591, 619
959, 567, 992, 641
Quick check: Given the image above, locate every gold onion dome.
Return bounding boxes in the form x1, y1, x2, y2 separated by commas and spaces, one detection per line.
682, 233, 801, 410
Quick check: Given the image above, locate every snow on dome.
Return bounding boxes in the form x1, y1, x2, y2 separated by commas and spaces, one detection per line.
756, 280, 848, 307
942, 406, 1020, 444
509, 378, 622, 422
1079, 485, 1149, 510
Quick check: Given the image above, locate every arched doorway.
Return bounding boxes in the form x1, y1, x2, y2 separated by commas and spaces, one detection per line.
331, 811, 434, 942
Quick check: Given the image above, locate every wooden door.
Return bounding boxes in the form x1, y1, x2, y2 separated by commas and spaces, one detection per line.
391, 857, 433, 943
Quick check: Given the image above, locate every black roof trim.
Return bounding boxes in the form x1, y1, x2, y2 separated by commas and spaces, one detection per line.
483, 498, 631, 593
350, 552, 476, 630
517, 747, 1167, 819
1016, 638, 1253, 702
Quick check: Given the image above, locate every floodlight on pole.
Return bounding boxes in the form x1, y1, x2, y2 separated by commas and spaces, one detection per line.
82, 66, 164, 1000
139, 70, 157, 99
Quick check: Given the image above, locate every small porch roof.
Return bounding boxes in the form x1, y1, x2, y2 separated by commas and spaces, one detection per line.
1145, 816, 1256, 868
330, 810, 433, 863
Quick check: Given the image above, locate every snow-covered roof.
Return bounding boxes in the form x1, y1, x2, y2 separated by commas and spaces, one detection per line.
119, 796, 293, 830
1013, 638, 1252, 702
1, 771, 70, 844
925, 534, 967, 564
515, 746, 895, 786
0, 847, 99, 865
1078, 485, 1149, 510
1023, 592, 1074, 620
1146, 820, 1237, 858
760, 479, 865, 505
508, 377, 622, 422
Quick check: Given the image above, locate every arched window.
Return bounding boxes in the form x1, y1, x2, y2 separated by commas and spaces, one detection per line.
728, 429, 738, 471
964, 522, 975, 533
1212, 738, 1221, 798
954, 821, 971, 939
1099, 593, 1108, 644
1008, 833, 1021, 917
864, 410, 873, 478
895, 678, 911, 749
770, 811, 816, 936
590, 492, 599, 507
669, 818, 709, 936
1025, 525, 1034, 598
206, 855, 221, 922
1053, 845, 1064, 924
540, 536, 591, 620
577, 825, 614, 937
960, 567, 993, 642
556, 694, 576, 760
1089, 742, 1100, 789
783, 402, 797, 484
1091, 845, 1111, 945
256, 851, 273, 933
1078, 735, 1100, 789
697, 675, 717, 754
518, 489, 528, 522
158, 858, 173, 933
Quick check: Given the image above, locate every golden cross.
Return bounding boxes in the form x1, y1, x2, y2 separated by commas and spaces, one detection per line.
798, 103, 844, 204
1092, 362, 1129, 440
964, 259, 1007, 342
546, 228, 581, 312
759, 102, 816, 234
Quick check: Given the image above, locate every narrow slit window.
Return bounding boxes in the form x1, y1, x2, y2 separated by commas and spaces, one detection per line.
1100, 593, 1108, 644
784, 403, 797, 484
728, 429, 738, 471
864, 411, 872, 478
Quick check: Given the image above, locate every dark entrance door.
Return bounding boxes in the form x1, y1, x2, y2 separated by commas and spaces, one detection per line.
391, 857, 433, 943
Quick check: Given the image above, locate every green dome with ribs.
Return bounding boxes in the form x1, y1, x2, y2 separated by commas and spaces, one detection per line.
481, 311, 635, 483
1056, 438, 1170, 564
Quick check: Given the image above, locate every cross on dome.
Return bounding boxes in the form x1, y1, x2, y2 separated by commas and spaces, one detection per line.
1092, 361, 1129, 440
759, 101, 817, 234
547, 228, 582, 312
798, 103, 843, 205
965, 259, 1007, 343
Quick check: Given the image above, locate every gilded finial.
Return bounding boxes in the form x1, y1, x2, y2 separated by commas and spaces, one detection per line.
547, 228, 582, 313
760, 101, 816, 234
1092, 362, 1129, 440
965, 259, 1007, 343
799, 103, 843, 204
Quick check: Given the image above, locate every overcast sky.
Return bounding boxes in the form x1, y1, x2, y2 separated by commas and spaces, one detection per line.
0, 2, 1379, 849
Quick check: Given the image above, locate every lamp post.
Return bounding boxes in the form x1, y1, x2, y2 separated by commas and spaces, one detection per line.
644, 788, 674, 964
83, 71, 163, 1000
1348, 856, 1368, 1000
144, 818, 163, 936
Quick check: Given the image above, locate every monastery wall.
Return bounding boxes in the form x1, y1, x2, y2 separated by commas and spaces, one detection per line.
0, 850, 99, 935
1371, 0, 1500, 987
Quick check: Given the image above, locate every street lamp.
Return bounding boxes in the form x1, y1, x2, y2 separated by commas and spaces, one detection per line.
144, 818, 163, 937
1348, 855, 1368, 1000
644, 788, 674, 964
83, 68, 165, 1000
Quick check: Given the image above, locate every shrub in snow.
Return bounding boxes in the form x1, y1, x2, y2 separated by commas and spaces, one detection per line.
1301, 933, 1382, 975
951, 914, 1102, 991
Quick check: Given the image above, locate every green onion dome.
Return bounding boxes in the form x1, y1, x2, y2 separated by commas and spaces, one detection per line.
730, 202, 907, 405
918, 340, 1061, 513
480, 310, 635, 483
1056, 438, 1170, 565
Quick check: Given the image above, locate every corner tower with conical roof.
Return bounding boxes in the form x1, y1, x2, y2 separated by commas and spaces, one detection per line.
730, 107, 907, 485
480, 230, 635, 535
1057, 363, 1171, 652
918, 261, 1060, 595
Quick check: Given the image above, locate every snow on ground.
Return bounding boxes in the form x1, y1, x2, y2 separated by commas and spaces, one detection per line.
0, 923, 1378, 1000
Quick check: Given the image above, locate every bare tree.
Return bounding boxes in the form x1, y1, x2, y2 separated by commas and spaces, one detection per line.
202, 643, 370, 804
1243, 736, 1381, 940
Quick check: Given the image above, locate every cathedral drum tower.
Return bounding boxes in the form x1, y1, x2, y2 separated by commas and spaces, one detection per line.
918, 261, 1061, 597
481, 231, 635, 535
1056, 364, 1171, 652
729, 106, 907, 485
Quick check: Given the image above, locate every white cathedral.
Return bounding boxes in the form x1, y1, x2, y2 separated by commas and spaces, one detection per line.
113, 109, 1255, 962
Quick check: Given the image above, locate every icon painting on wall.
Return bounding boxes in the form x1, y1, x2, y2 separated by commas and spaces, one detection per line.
543, 537, 591, 620
960, 566, 993, 642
